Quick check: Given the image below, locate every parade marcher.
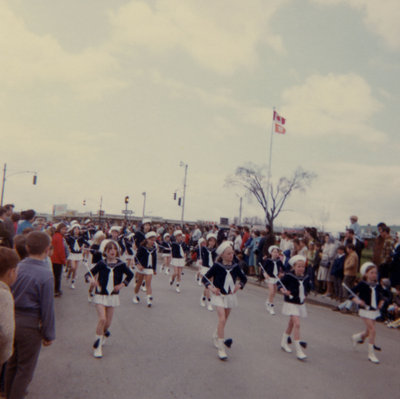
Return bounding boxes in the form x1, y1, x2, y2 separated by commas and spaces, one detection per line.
350, 262, 385, 364
132, 232, 157, 307
88, 231, 106, 302
202, 241, 247, 360
170, 230, 187, 293
158, 233, 172, 275
199, 233, 217, 311
85, 240, 133, 358
279, 255, 311, 361
65, 224, 89, 289
195, 238, 207, 285
261, 245, 284, 315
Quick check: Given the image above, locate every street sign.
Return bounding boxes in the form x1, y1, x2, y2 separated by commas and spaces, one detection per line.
122, 210, 133, 215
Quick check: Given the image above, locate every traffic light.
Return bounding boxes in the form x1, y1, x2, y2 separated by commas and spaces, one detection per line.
33, 175, 37, 185
173, 192, 177, 200
83, 200, 86, 206
124, 196, 129, 204
178, 197, 182, 206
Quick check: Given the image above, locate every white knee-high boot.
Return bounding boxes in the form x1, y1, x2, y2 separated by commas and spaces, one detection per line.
281, 333, 292, 353
217, 338, 227, 360
368, 344, 379, 364
294, 340, 307, 360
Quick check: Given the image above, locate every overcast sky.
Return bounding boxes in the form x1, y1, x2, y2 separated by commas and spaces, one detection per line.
1, 0, 399, 232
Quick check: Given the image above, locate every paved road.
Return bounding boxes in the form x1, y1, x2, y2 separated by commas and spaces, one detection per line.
28, 265, 399, 399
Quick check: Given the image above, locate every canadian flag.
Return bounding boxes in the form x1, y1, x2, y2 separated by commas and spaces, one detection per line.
273, 110, 286, 134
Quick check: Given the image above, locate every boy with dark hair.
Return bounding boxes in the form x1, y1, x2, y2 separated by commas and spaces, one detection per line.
5, 231, 55, 399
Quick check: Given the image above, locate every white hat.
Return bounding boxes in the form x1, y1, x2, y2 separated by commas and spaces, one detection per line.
71, 220, 79, 226
206, 233, 217, 241
360, 262, 376, 276
100, 239, 119, 253
68, 224, 81, 232
93, 230, 105, 240
174, 230, 183, 237
198, 238, 206, 246
109, 226, 121, 233
163, 233, 170, 239
142, 218, 152, 225
145, 231, 157, 239
216, 241, 233, 256
268, 245, 280, 255
289, 255, 306, 267
84, 219, 91, 224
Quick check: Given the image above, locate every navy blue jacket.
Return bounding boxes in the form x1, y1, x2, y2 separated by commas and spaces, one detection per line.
202, 262, 247, 295
135, 245, 157, 271
86, 260, 133, 295
280, 273, 311, 304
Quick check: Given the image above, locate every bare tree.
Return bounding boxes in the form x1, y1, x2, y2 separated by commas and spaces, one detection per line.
226, 163, 316, 233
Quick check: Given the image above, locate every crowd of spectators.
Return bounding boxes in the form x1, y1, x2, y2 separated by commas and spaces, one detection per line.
2, 206, 400, 398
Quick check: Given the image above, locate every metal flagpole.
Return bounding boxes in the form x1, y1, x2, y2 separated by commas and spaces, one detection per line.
266, 108, 275, 218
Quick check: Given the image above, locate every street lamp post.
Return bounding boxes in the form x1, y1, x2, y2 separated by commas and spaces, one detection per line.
180, 162, 188, 227
142, 192, 146, 217
1, 163, 38, 206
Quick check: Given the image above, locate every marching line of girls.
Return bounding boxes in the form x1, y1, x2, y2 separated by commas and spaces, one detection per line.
61, 218, 388, 365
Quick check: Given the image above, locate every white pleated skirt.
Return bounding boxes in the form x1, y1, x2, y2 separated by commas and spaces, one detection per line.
93, 294, 120, 307
162, 253, 171, 258
282, 302, 307, 318
265, 276, 278, 285
171, 258, 185, 267
68, 253, 83, 261
200, 266, 209, 276
211, 293, 238, 309
137, 268, 154, 275
359, 308, 380, 320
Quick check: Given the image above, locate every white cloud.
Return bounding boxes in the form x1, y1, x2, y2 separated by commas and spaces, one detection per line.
0, 3, 126, 100
311, 0, 400, 50
280, 73, 386, 142
108, 0, 288, 75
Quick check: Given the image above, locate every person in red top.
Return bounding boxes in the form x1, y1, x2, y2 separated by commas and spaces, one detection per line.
240, 226, 250, 252
51, 223, 67, 297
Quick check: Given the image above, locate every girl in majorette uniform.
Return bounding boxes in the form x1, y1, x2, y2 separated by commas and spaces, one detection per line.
261, 245, 284, 315
85, 240, 134, 358
199, 233, 218, 311
195, 238, 207, 285
158, 233, 172, 275
65, 224, 89, 289
202, 241, 247, 360
170, 230, 187, 293
134, 219, 152, 250
350, 262, 384, 364
87, 230, 106, 302
109, 226, 126, 259
123, 232, 135, 270
132, 232, 157, 307
134, 219, 152, 292
279, 255, 311, 361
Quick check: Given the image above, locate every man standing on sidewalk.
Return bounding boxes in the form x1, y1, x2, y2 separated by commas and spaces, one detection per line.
5, 231, 55, 399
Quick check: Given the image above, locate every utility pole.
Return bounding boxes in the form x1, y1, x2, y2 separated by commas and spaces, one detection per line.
239, 196, 243, 225
142, 192, 146, 217
180, 162, 188, 227
1, 163, 6, 207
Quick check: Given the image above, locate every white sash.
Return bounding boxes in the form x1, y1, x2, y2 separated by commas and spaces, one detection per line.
224, 269, 235, 294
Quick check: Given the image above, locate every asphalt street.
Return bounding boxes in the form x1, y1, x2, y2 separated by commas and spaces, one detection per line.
27, 264, 399, 399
